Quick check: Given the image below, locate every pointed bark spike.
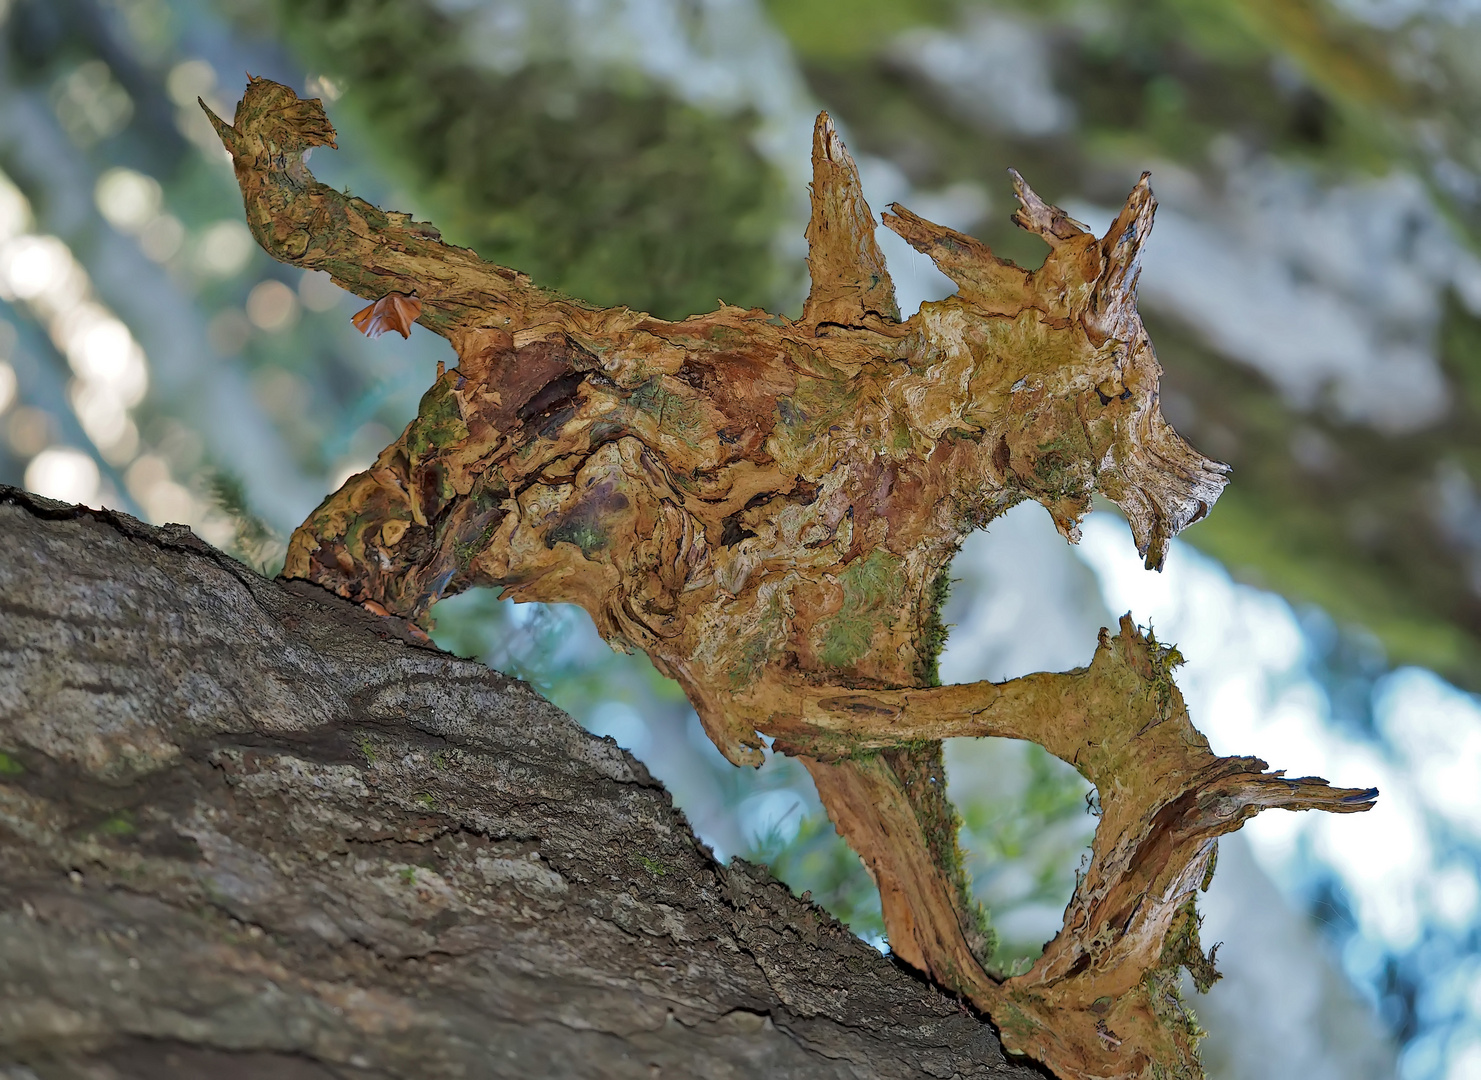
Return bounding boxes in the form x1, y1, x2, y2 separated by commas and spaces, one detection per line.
1142, 516, 1170, 572
1096, 172, 1157, 323
816, 110, 842, 163
881, 202, 1029, 309
1009, 167, 1090, 245
199, 97, 235, 149
1103, 172, 1156, 263
801, 112, 899, 328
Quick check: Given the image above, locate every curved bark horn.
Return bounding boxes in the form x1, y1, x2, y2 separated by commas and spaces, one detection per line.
1009, 168, 1091, 246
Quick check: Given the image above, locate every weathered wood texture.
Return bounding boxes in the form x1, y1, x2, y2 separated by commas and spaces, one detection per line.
0, 488, 1037, 1080
203, 79, 1375, 1080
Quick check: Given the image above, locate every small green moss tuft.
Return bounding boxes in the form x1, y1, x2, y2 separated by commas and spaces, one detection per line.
918, 567, 954, 687
547, 517, 608, 557
634, 854, 669, 878
630, 378, 706, 439
451, 516, 501, 568
406, 380, 471, 463
879, 743, 997, 973
1141, 624, 1187, 720
1161, 896, 1221, 994
1141, 965, 1206, 1080
99, 811, 136, 837
1031, 434, 1088, 498
728, 588, 789, 689
0, 751, 23, 776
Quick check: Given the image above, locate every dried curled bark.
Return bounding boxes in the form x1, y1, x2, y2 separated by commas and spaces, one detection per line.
207, 80, 1374, 1080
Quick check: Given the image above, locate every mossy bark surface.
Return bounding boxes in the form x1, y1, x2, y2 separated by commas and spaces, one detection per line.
205, 79, 1375, 1080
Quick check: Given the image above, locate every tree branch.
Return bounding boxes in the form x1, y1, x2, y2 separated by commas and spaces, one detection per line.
0, 487, 1037, 1080
204, 77, 631, 342
765, 617, 1374, 1077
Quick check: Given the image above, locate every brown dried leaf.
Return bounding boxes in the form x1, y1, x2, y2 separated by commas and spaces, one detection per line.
352, 293, 422, 339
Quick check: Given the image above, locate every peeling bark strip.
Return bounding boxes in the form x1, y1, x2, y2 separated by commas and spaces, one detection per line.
0, 489, 1032, 1080
206, 80, 1374, 1080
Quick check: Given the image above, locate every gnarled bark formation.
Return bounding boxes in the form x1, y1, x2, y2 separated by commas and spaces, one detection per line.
203, 79, 1373, 1080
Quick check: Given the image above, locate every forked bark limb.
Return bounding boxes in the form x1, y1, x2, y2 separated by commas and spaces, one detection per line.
772, 617, 1373, 1078
207, 79, 1367, 1080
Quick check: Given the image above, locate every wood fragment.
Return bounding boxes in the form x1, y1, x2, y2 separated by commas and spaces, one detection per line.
801, 112, 899, 327
1009, 168, 1091, 244
352, 292, 423, 338
208, 78, 1371, 1080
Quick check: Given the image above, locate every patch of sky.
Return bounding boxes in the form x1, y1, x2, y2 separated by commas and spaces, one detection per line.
1331, 0, 1481, 28
738, 788, 807, 849
852, 154, 960, 320
584, 701, 650, 758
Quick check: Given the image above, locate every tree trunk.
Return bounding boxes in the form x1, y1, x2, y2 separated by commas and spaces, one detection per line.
0, 487, 1037, 1080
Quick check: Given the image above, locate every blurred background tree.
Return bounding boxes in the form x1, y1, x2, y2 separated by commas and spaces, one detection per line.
4, 1, 1481, 1077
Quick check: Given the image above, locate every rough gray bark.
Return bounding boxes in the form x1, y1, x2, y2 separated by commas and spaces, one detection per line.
0, 487, 1037, 1080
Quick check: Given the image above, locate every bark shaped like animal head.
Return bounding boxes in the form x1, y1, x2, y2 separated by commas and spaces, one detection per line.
202, 75, 338, 166
884, 173, 1228, 568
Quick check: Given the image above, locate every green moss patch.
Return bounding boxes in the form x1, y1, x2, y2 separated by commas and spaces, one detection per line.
818, 549, 908, 670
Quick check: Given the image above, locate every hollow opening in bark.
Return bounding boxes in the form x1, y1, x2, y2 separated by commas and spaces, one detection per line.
944, 736, 1096, 975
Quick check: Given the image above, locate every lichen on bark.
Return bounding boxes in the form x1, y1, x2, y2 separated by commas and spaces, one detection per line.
207, 78, 1376, 1080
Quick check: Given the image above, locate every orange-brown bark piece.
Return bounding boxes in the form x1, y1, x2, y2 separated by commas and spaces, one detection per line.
352, 292, 423, 338
801, 113, 899, 327
207, 78, 1373, 1080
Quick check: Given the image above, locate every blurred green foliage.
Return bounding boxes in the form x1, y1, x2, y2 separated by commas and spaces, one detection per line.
954, 740, 1093, 970
1150, 309, 1481, 678
761, 0, 954, 60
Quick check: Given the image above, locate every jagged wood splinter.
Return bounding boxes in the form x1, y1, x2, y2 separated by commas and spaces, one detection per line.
208, 80, 1375, 1080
